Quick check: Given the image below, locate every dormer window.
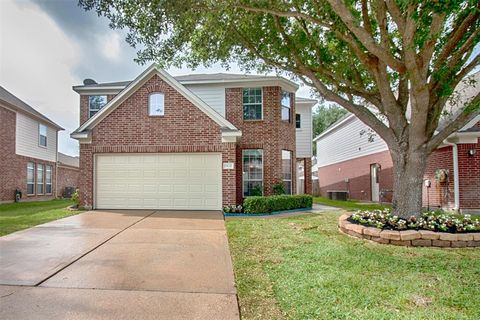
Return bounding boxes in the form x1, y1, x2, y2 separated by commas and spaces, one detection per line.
39, 124, 47, 147
149, 93, 165, 116
89, 95, 107, 118
281, 91, 291, 121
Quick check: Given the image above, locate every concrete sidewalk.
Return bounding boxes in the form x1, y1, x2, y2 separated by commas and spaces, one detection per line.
0, 210, 239, 320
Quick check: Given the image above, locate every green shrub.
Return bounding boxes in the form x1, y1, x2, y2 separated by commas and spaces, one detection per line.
272, 182, 286, 195
72, 189, 80, 206
243, 194, 313, 214
250, 185, 263, 196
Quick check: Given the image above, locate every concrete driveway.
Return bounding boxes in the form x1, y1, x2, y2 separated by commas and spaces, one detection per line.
0, 210, 239, 320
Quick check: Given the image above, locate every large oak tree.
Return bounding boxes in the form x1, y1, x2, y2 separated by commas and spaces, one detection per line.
80, 0, 479, 218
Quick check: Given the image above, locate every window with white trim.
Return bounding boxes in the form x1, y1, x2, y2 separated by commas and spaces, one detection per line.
45, 165, 52, 194
27, 162, 35, 195
39, 124, 47, 147
282, 150, 292, 194
37, 164, 44, 195
242, 149, 263, 196
148, 93, 165, 116
243, 88, 262, 120
281, 91, 291, 121
88, 95, 107, 118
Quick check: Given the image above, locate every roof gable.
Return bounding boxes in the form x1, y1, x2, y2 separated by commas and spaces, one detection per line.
0, 86, 63, 130
73, 64, 239, 136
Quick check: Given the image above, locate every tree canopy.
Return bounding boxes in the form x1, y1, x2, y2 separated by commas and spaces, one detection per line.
80, 0, 480, 217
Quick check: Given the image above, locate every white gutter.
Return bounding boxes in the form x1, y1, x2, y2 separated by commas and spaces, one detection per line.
445, 140, 460, 211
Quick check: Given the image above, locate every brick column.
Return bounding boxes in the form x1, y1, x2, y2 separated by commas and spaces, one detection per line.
304, 157, 312, 195
79, 144, 93, 209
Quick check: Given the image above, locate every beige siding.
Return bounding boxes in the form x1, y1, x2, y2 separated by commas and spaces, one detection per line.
296, 103, 313, 158
184, 84, 226, 117
316, 116, 388, 167
15, 112, 57, 162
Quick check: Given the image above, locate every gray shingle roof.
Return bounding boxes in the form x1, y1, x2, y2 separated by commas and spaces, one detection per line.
73, 73, 298, 89
0, 86, 63, 130
57, 152, 79, 168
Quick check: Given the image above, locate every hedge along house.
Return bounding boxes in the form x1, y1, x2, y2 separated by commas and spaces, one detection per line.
71, 64, 316, 210
314, 72, 480, 213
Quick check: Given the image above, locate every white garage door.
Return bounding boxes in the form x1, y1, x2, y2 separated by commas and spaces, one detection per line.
95, 153, 222, 210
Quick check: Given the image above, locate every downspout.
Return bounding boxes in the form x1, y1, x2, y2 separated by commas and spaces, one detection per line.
445, 140, 460, 211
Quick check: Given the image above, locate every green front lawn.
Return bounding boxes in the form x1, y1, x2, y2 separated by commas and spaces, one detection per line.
314, 196, 390, 211
0, 199, 78, 236
226, 211, 480, 320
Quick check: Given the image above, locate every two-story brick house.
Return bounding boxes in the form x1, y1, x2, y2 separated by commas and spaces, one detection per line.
0, 86, 64, 202
71, 64, 316, 210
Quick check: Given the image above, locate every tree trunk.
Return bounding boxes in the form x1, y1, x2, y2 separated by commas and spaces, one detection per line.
390, 148, 428, 219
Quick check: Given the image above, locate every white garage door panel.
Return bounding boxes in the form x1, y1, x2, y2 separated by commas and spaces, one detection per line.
95, 153, 222, 210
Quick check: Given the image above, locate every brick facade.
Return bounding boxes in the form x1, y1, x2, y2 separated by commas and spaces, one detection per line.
78, 75, 237, 208
77, 74, 301, 208
303, 157, 313, 194
457, 140, 480, 208
318, 150, 394, 202
225, 87, 296, 200
318, 137, 480, 210
0, 106, 57, 202
56, 165, 79, 198
423, 146, 455, 209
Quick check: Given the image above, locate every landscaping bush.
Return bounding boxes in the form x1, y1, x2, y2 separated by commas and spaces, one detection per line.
272, 182, 286, 195
243, 194, 313, 214
71, 189, 80, 207
350, 209, 480, 233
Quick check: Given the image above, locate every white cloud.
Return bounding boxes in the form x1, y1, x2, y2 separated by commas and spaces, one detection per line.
0, 0, 317, 159
0, 0, 81, 156
100, 32, 122, 62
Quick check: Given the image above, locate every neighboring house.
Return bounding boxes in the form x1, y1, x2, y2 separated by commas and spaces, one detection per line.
314, 73, 480, 213
71, 64, 316, 210
0, 86, 63, 203
56, 152, 80, 198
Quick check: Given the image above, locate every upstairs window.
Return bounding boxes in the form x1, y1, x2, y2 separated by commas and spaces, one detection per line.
243, 88, 262, 120
39, 124, 47, 147
281, 91, 291, 121
149, 93, 165, 116
296, 114, 301, 129
89, 95, 107, 118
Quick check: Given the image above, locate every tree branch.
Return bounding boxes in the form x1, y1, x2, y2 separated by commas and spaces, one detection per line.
433, 8, 480, 72
325, 0, 406, 73
427, 92, 480, 152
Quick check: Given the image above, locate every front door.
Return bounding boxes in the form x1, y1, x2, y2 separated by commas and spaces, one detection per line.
370, 163, 380, 202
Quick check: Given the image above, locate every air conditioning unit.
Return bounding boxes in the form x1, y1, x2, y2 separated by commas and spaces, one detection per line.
327, 190, 349, 201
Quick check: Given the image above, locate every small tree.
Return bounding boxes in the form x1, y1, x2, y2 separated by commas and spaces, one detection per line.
80, 0, 480, 218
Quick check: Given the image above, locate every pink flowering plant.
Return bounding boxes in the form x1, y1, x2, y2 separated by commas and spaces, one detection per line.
350, 209, 480, 233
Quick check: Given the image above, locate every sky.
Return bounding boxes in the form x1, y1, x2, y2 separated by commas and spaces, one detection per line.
0, 0, 314, 157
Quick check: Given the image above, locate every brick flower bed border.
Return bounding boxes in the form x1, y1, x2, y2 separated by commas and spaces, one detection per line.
338, 214, 480, 248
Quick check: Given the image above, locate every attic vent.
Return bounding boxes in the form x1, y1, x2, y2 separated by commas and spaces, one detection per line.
83, 78, 97, 85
